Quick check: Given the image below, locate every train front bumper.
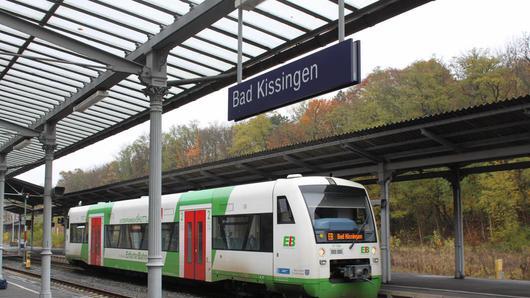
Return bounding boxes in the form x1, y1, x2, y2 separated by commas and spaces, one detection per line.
306, 275, 381, 298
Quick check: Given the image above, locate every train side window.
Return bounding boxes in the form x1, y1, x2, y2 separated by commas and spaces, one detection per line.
212, 217, 228, 250
140, 224, 148, 250
277, 196, 295, 224
70, 224, 85, 243
197, 222, 203, 264
169, 223, 179, 252
212, 214, 273, 252
187, 222, 193, 263
161, 223, 179, 252
261, 214, 273, 252
244, 215, 260, 251
119, 224, 131, 249
129, 224, 143, 250
83, 226, 88, 243
105, 225, 121, 248
162, 223, 171, 251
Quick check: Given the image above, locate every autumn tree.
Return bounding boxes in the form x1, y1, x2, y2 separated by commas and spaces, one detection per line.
57, 36, 530, 257
229, 115, 272, 155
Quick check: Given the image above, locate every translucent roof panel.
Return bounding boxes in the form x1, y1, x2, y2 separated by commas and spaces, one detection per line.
0, 0, 429, 176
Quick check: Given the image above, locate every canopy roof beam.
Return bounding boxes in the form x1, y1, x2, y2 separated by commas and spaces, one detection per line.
236, 163, 272, 179
283, 155, 322, 172
0, 10, 143, 74
0, 1, 62, 83
200, 170, 234, 185
329, 0, 358, 12
341, 143, 383, 163
0, 0, 236, 165
0, 119, 40, 138
421, 128, 464, 153
166, 175, 199, 189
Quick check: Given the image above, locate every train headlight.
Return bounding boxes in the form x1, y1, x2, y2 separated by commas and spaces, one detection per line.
319, 248, 326, 257
371, 247, 377, 255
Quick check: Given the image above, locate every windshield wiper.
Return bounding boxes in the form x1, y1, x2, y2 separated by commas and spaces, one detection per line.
349, 219, 367, 250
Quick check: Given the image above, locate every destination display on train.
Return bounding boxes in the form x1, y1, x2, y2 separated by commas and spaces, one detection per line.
327, 232, 364, 241
228, 39, 360, 121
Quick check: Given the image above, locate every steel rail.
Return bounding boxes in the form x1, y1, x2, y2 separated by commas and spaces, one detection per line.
3, 266, 129, 298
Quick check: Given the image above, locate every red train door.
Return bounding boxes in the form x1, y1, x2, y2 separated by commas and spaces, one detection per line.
90, 216, 102, 266
195, 210, 206, 281
184, 210, 206, 281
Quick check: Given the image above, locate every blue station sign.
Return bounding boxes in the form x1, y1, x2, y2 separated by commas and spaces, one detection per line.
228, 39, 360, 121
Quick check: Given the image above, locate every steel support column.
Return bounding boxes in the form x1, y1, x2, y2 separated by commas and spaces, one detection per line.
39, 122, 56, 298
31, 205, 35, 251
378, 163, 392, 283
11, 215, 14, 243
237, 6, 243, 83
62, 208, 68, 251
338, 0, 345, 41
24, 195, 28, 264
0, 153, 7, 288
450, 169, 465, 279
141, 49, 169, 298
17, 213, 21, 256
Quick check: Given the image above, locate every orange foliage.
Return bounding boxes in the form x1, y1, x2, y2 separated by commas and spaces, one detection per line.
299, 99, 340, 139
185, 131, 201, 165
267, 122, 305, 148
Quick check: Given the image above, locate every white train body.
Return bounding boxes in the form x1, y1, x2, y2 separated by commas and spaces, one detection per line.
66, 176, 381, 298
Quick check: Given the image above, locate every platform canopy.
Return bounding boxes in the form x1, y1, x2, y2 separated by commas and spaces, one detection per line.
0, 0, 432, 176
63, 95, 530, 207
2, 177, 43, 214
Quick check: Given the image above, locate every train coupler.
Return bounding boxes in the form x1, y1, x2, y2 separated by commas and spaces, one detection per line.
341, 264, 371, 281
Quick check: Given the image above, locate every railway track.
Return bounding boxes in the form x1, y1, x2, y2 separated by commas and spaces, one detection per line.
3, 266, 130, 298
2, 257, 227, 298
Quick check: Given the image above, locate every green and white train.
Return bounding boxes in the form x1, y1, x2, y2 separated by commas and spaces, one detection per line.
66, 175, 381, 298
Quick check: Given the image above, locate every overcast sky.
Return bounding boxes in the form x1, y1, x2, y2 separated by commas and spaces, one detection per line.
16, 0, 530, 186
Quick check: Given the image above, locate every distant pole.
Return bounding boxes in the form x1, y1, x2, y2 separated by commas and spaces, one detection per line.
17, 213, 21, 256
0, 153, 8, 288
31, 205, 35, 251
63, 209, 68, 250
23, 194, 28, 264
338, 0, 345, 42
451, 169, 465, 279
378, 163, 392, 283
237, 5, 243, 83
11, 213, 14, 243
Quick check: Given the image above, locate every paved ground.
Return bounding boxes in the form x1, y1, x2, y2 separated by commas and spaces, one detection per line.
4, 254, 530, 298
382, 272, 530, 298
3, 258, 222, 298
3, 246, 64, 256
1, 270, 90, 298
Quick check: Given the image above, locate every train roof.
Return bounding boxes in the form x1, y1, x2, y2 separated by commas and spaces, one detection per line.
68, 176, 366, 214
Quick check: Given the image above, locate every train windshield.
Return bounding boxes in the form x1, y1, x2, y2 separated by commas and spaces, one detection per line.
300, 185, 376, 243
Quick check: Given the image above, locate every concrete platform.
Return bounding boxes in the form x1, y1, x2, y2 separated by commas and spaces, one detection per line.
381, 272, 530, 298
3, 246, 64, 255
0, 270, 88, 298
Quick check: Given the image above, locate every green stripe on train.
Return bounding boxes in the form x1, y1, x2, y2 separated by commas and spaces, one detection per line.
81, 202, 114, 262
102, 252, 179, 276
212, 269, 381, 298
176, 186, 234, 219
176, 186, 233, 266
163, 252, 179, 277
